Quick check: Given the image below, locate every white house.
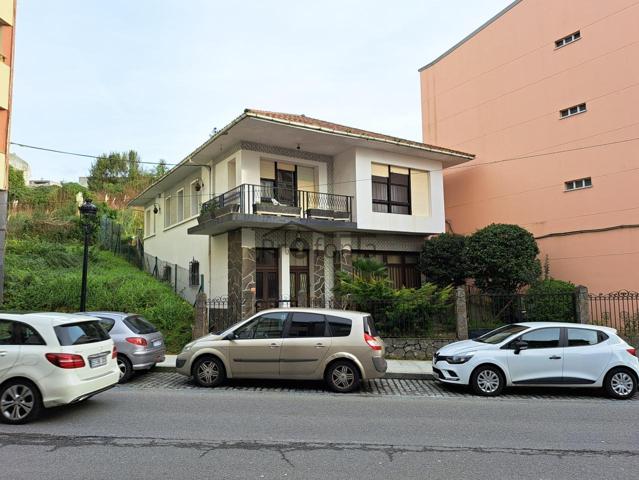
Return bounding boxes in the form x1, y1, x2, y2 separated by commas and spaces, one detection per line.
129, 109, 473, 318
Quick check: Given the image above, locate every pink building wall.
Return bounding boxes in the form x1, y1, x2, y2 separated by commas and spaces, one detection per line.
419, 0, 639, 294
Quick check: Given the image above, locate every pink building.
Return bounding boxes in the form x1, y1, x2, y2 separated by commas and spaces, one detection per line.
419, 0, 639, 294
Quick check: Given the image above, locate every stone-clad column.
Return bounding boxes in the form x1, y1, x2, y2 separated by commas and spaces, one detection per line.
228, 229, 256, 321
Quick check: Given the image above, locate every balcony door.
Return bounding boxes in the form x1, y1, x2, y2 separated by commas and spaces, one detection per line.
275, 166, 296, 206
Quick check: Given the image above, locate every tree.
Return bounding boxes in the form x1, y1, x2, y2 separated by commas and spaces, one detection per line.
88, 150, 143, 191
465, 223, 541, 293
418, 233, 468, 287
154, 159, 169, 179
525, 279, 577, 322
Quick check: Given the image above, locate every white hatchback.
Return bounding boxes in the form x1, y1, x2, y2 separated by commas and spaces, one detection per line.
433, 322, 639, 399
0, 313, 120, 424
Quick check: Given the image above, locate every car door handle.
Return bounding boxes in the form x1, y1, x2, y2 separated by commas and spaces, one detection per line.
549, 356, 562, 360
0, 352, 6, 357
315, 343, 326, 348
269, 343, 280, 349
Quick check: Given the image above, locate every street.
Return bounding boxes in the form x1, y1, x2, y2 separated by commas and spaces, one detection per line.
1, 375, 637, 479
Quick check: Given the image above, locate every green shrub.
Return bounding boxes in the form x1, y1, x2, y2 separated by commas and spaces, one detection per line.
525, 279, 576, 322
2, 240, 193, 352
418, 233, 468, 287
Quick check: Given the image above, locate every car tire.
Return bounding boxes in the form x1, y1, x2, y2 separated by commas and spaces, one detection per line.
192, 356, 226, 388
117, 355, 134, 383
0, 379, 43, 425
470, 365, 505, 397
604, 368, 637, 400
325, 360, 361, 393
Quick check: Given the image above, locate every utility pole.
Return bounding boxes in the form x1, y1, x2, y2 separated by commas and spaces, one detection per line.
0, 0, 17, 304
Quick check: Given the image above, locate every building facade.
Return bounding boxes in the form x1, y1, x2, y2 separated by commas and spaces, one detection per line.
419, 0, 639, 293
130, 109, 472, 317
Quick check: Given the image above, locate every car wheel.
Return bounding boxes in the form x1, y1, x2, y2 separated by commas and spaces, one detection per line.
0, 379, 43, 425
471, 365, 505, 396
193, 356, 226, 388
117, 355, 133, 383
604, 368, 637, 399
325, 360, 361, 393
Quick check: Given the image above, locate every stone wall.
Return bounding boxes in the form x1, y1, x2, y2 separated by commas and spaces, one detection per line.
383, 337, 457, 360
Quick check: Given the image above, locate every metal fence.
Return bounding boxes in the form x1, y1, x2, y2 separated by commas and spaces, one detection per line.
467, 291, 578, 336
97, 216, 145, 269
589, 291, 639, 343
143, 253, 202, 305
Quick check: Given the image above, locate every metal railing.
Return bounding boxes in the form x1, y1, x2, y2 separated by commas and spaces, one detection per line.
589, 291, 639, 342
200, 184, 353, 222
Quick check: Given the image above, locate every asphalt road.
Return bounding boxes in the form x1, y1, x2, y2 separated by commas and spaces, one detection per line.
0, 384, 637, 480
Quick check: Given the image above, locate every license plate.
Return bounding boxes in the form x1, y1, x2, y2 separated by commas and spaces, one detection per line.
153, 340, 162, 347
89, 355, 107, 368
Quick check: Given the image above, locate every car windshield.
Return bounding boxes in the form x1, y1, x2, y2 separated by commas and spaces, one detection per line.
474, 324, 529, 344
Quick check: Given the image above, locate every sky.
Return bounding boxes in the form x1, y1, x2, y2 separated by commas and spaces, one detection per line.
10, 0, 513, 182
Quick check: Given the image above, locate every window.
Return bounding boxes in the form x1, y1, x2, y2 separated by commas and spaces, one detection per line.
560, 103, 586, 118
565, 177, 592, 191
177, 189, 184, 223
518, 328, 561, 349
123, 316, 157, 334
0, 320, 13, 344
145, 209, 154, 237
234, 312, 287, 339
96, 317, 116, 333
371, 164, 411, 214
190, 181, 200, 217
287, 313, 326, 338
327, 315, 352, 337
164, 196, 172, 227
54, 321, 110, 346
352, 251, 421, 289
567, 328, 605, 346
364, 316, 379, 337
189, 259, 200, 286
15, 323, 46, 345
476, 324, 529, 344
555, 30, 580, 48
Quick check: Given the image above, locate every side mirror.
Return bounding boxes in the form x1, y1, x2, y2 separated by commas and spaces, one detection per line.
224, 332, 236, 341
513, 340, 528, 354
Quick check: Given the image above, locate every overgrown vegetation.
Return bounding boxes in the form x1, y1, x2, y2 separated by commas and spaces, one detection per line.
3, 240, 193, 352
525, 278, 577, 322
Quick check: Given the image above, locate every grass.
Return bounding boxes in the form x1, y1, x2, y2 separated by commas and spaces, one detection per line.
2, 239, 194, 353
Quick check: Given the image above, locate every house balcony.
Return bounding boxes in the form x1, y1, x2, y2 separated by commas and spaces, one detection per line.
188, 184, 356, 236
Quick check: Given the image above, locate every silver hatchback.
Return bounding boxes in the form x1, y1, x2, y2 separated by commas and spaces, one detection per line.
82, 312, 166, 382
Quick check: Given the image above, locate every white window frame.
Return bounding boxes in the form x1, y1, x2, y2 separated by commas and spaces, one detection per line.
177, 188, 185, 223
555, 31, 580, 49
565, 177, 592, 192
145, 209, 151, 237
190, 180, 200, 217
560, 103, 587, 119
164, 196, 172, 228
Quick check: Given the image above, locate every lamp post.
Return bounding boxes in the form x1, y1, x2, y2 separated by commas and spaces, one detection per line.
79, 199, 97, 311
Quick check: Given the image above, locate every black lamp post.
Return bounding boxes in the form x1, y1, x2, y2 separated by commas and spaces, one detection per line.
79, 199, 97, 311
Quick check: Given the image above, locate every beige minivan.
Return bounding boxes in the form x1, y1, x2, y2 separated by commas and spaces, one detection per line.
176, 308, 387, 392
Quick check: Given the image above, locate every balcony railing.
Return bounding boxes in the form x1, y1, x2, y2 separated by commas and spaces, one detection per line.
199, 184, 353, 223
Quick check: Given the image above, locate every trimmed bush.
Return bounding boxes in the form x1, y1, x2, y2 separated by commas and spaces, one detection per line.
525, 279, 577, 322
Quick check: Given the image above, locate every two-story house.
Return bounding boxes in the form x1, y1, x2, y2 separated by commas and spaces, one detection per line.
129, 109, 473, 319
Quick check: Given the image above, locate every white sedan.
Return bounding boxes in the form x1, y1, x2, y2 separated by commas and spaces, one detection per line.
433, 322, 638, 399
0, 313, 120, 424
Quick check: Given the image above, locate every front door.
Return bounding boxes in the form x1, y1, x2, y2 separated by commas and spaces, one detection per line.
289, 250, 309, 307
506, 327, 564, 384
228, 311, 288, 378
256, 249, 279, 310
280, 312, 332, 377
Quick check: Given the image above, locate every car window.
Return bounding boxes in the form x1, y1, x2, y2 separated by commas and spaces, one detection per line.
519, 328, 561, 349
234, 312, 287, 339
54, 321, 110, 346
15, 322, 46, 346
97, 317, 116, 333
363, 316, 379, 337
287, 313, 326, 338
123, 316, 157, 334
326, 315, 352, 337
0, 320, 14, 345
476, 324, 529, 344
567, 328, 601, 347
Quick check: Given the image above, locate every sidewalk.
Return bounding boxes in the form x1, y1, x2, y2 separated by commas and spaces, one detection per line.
156, 355, 433, 380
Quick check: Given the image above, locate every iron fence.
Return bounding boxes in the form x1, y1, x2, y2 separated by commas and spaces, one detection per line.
365, 300, 456, 338
144, 253, 202, 305
97, 216, 144, 269
467, 291, 578, 336
589, 291, 639, 343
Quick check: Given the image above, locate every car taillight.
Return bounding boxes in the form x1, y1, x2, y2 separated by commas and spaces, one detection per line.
364, 333, 382, 351
126, 337, 148, 347
112, 345, 117, 359
45, 353, 86, 369
627, 348, 637, 357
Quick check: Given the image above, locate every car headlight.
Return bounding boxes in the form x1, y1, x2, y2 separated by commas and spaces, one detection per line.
181, 342, 195, 353
446, 355, 473, 364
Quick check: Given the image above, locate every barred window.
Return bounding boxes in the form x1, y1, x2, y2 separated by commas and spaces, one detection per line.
189, 259, 200, 286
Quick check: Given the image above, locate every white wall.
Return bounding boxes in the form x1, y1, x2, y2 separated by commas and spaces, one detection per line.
353, 147, 445, 234
210, 233, 228, 298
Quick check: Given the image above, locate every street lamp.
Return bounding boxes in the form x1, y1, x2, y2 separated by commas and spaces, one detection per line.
78, 199, 97, 311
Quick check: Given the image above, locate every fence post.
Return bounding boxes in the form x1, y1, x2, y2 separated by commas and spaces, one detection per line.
193, 292, 208, 340
575, 285, 590, 324
174, 263, 178, 293
455, 286, 469, 340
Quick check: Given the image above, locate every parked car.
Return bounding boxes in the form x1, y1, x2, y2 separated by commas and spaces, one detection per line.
80, 312, 166, 383
0, 313, 119, 424
176, 308, 387, 393
433, 322, 638, 399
